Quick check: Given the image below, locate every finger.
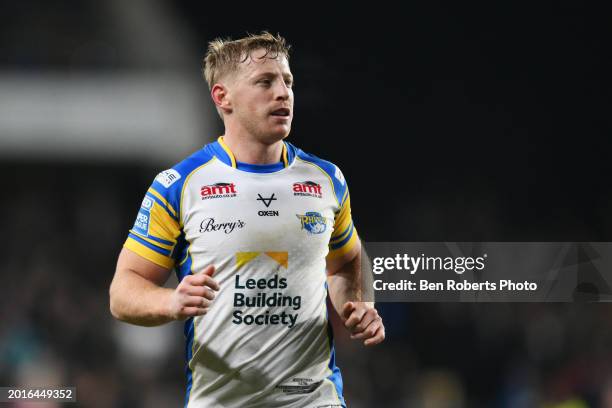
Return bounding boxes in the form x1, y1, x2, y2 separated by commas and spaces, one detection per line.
179, 306, 209, 318
364, 326, 386, 346
351, 317, 381, 339
202, 275, 220, 291
186, 286, 216, 300
201, 265, 215, 277
187, 272, 207, 285
183, 296, 212, 308
185, 285, 207, 296
188, 272, 220, 291
341, 302, 356, 320
351, 310, 378, 334
344, 308, 367, 330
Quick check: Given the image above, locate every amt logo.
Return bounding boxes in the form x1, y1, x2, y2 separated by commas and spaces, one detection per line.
201, 183, 237, 200
293, 181, 322, 198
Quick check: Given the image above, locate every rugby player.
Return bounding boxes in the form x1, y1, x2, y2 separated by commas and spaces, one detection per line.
109, 32, 385, 407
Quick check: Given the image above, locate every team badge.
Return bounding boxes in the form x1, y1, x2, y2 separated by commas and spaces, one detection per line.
296, 212, 328, 234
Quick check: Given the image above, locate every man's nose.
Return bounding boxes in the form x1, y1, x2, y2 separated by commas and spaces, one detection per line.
274, 81, 290, 100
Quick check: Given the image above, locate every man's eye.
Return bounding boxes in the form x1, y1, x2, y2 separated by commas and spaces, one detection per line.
258, 79, 271, 85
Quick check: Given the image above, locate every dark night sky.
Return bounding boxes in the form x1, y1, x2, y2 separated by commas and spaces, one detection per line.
175, 3, 611, 242
0, 4, 610, 405
2, 2, 610, 242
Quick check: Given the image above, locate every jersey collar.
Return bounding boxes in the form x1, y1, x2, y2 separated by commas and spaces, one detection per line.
211, 136, 295, 173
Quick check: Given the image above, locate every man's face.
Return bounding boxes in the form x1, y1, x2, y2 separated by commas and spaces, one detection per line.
225, 49, 294, 143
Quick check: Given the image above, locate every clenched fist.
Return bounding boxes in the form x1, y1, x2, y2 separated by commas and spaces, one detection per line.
341, 301, 385, 346
167, 265, 219, 320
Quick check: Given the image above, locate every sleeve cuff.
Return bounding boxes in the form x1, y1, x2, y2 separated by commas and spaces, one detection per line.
327, 230, 358, 260
124, 237, 175, 269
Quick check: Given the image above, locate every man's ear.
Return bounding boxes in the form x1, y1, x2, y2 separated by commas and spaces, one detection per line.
211, 83, 232, 114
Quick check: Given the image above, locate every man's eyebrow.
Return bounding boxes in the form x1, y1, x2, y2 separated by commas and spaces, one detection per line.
252, 71, 277, 79
252, 72, 293, 80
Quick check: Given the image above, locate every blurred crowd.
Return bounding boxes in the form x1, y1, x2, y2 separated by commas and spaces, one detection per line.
1, 164, 612, 408
2, 2, 611, 407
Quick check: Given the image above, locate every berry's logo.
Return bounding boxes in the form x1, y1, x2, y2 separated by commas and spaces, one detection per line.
199, 217, 245, 234
293, 181, 322, 198
296, 212, 328, 234
201, 182, 237, 200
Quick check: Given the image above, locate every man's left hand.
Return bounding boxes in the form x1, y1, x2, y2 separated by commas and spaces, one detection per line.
341, 302, 385, 346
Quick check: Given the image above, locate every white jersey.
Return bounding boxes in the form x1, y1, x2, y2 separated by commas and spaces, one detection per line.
125, 137, 357, 407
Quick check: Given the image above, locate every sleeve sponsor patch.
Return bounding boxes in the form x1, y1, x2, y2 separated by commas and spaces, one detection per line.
133, 209, 150, 236
155, 169, 181, 188
141, 196, 154, 210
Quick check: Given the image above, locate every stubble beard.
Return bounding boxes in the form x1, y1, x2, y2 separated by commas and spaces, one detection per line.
243, 113, 291, 144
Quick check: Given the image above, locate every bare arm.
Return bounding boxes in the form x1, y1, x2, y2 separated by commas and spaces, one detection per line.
109, 247, 218, 327
326, 239, 385, 346
326, 240, 369, 313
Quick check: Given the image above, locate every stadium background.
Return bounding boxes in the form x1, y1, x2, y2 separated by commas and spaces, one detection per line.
1, 2, 611, 407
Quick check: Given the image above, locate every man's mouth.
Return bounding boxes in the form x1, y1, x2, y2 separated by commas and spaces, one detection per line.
270, 108, 291, 117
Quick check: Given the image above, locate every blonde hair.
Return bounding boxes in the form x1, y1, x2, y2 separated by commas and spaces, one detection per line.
203, 31, 291, 90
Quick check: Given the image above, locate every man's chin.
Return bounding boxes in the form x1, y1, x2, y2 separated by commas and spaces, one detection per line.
264, 126, 291, 142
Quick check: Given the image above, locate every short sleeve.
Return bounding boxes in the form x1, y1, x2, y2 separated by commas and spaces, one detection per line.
327, 188, 358, 259
124, 184, 181, 269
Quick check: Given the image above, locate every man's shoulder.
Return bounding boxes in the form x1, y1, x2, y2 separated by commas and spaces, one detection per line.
293, 145, 344, 178
291, 143, 348, 203
149, 146, 215, 196
168, 146, 216, 179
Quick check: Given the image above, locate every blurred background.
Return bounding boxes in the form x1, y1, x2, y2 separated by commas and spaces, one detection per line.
1, 1, 611, 407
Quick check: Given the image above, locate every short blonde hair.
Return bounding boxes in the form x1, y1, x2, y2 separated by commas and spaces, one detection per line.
203, 31, 291, 90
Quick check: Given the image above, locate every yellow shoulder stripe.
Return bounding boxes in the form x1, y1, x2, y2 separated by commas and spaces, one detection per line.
332, 194, 352, 237
147, 187, 177, 218
124, 238, 174, 269
129, 230, 174, 251
326, 232, 358, 259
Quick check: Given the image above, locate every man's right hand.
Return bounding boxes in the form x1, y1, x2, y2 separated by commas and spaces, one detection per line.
167, 265, 219, 320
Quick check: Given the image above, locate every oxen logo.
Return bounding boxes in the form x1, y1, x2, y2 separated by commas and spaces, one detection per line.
257, 193, 277, 208
257, 193, 279, 216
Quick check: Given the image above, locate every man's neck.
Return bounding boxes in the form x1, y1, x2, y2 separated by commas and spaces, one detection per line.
221, 133, 284, 165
